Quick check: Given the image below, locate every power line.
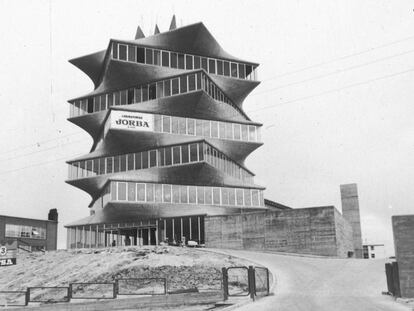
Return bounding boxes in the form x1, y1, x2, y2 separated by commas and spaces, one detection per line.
0, 138, 88, 162
0, 154, 82, 176
263, 34, 414, 82
247, 68, 414, 116
253, 48, 414, 95
0, 131, 84, 156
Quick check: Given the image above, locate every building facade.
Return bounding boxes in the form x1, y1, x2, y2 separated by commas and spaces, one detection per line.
362, 243, 386, 259
65, 18, 266, 248
0, 209, 58, 251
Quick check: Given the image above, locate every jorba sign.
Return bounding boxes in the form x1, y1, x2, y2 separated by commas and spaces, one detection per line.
111, 110, 154, 132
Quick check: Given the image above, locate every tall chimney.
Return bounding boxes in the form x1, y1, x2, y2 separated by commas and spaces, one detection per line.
48, 208, 58, 222
340, 184, 363, 258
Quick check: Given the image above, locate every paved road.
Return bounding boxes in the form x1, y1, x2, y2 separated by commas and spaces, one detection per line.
216, 250, 410, 311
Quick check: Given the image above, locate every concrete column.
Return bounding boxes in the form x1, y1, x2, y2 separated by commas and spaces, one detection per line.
340, 184, 363, 258
155, 220, 159, 245
198, 217, 201, 243
164, 219, 167, 240
189, 217, 192, 239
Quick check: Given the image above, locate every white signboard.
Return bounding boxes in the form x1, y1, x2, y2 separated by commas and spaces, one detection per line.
111, 110, 154, 132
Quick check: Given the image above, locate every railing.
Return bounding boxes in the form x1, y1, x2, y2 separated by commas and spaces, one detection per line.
222, 265, 270, 301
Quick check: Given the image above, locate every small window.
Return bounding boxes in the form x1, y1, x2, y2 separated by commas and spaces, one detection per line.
172, 78, 179, 95
197, 187, 205, 204
162, 51, 169, 67
223, 61, 230, 76
142, 85, 148, 101
180, 76, 187, 93
149, 150, 157, 167
211, 121, 218, 138
236, 189, 244, 206
217, 60, 223, 75
179, 118, 186, 134
153, 50, 160, 65
190, 144, 198, 162
128, 45, 136, 62
149, 84, 156, 100
186, 55, 193, 69
137, 184, 145, 201
155, 184, 163, 202
145, 48, 153, 65
119, 45, 127, 61
187, 119, 195, 135
208, 59, 216, 74
213, 188, 221, 205
189, 186, 197, 203
194, 56, 201, 69
163, 184, 172, 202
162, 116, 171, 133
180, 186, 188, 203
137, 47, 145, 63
117, 182, 127, 200
371, 254, 375, 258
164, 80, 171, 97
205, 188, 212, 204
201, 58, 208, 71
170, 52, 178, 68
156, 82, 164, 98
128, 183, 136, 201
134, 152, 141, 169
172, 185, 180, 203
228, 188, 235, 205
171, 117, 179, 134
178, 53, 185, 69
142, 151, 148, 169
188, 74, 196, 91
134, 87, 142, 103
231, 63, 238, 78
165, 147, 172, 166
238, 64, 246, 79
112, 43, 118, 59
244, 189, 251, 206
181, 145, 189, 163
146, 184, 154, 202
221, 188, 229, 205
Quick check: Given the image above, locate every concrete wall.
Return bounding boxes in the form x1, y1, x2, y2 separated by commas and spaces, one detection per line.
340, 184, 363, 258
334, 208, 354, 257
205, 206, 355, 257
392, 215, 414, 298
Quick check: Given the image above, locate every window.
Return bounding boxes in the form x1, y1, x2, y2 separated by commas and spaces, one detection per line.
173, 146, 181, 165
156, 82, 164, 98
172, 78, 179, 95
231, 63, 238, 77
201, 58, 208, 71
197, 187, 205, 204
112, 43, 118, 59
134, 87, 142, 103
180, 76, 187, 93
170, 52, 178, 68
172, 117, 179, 134
217, 60, 223, 75
172, 185, 180, 203
188, 74, 196, 91
128, 45, 136, 62
190, 144, 198, 162
137, 47, 145, 63
221, 188, 229, 205
137, 184, 146, 201
371, 254, 375, 258
187, 119, 195, 135
134, 152, 141, 169
223, 61, 230, 76
228, 188, 235, 205
119, 44, 127, 61
186, 55, 193, 69
155, 184, 163, 202
205, 187, 212, 204
189, 186, 197, 203
5, 224, 46, 240
211, 121, 218, 138
236, 189, 244, 206
117, 182, 127, 200
208, 59, 216, 74
162, 51, 169, 67
142, 85, 148, 101
181, 145, 189, 163
146, 184, 154, 202
163, 184, 172, 202
164, 80, 171, 97
145, 48, 153, 64
178, 53, 185, 69
128, 183, 136, 201
370, 246, 374, 251
149, 150, 157, 167
238, 64, 246, 79
162, 116, 171, 133
180, 186, 188, 203
165, 147, 172, 165
106, 157, 113, 174
244, 189, 251, 206
194, 56, 201, 69
249, 126, 256, 141
153, 50, 160, 65
142, 151, 148, 169
213, 188, 221, 205
149, 84, 156, 100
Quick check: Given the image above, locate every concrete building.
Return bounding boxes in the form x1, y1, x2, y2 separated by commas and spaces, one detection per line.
362, 243, 386, 259
0, 209, 58, 251
65, 17, 266, 248
64, 17, 359, 258
392, 214, 414, 298
340, 184, 363, 258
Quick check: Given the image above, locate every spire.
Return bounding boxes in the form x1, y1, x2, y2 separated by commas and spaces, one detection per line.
169, 15, 177, 30
154, 24, 160, 35
135, 26, 145, 39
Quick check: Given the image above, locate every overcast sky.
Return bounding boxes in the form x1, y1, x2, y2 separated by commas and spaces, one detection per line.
0, 0, 413, 253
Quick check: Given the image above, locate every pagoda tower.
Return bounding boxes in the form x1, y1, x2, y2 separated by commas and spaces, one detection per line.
65, 17, 265, 248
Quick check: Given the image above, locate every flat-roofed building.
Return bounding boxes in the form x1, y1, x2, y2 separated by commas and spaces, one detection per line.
0, 209, 58, 251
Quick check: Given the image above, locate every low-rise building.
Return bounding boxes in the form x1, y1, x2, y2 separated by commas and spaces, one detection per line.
0, 209, 58, 251
362, 243, 386, 259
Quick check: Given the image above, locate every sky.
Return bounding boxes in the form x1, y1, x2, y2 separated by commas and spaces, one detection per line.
0, 0, 413, 253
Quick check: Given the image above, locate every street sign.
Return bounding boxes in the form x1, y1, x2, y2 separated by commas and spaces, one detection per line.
0, 258, 16, 267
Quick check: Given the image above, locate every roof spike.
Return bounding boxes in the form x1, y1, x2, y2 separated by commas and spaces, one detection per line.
135, 26, 145, 39
169, 15, 177, 30
154, 24, 160, 35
